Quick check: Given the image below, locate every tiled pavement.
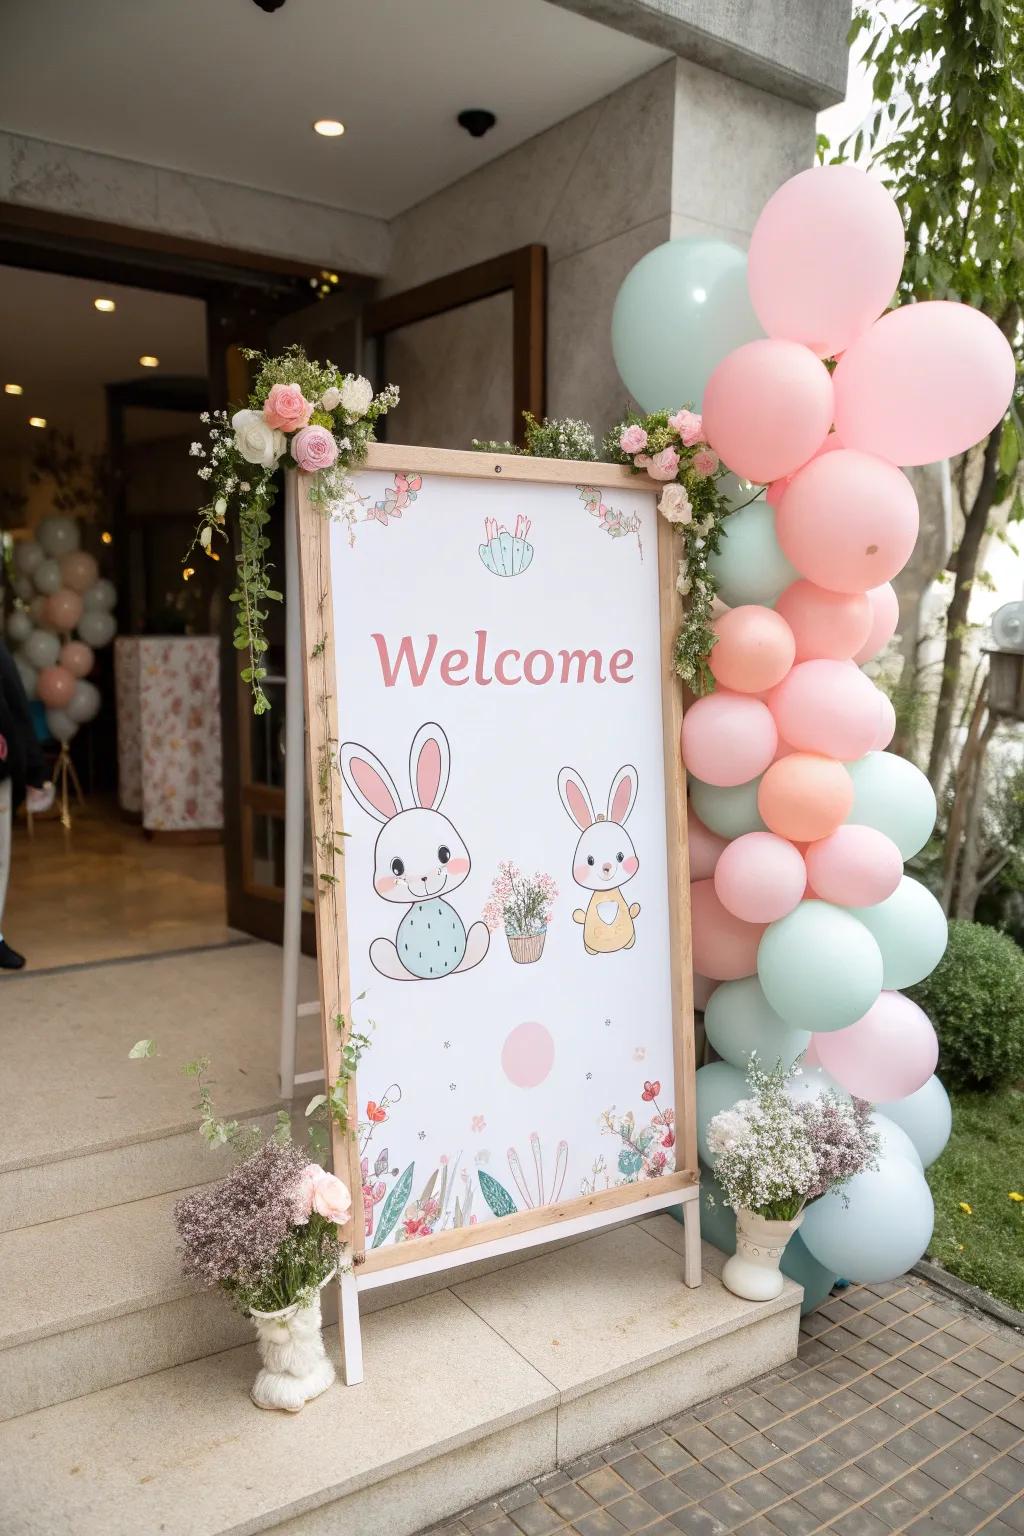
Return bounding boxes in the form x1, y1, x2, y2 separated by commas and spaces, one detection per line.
421, 1275, 1024, 1536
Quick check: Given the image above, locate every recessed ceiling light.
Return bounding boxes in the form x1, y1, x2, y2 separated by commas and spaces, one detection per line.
28, 416, 47, 429
101, 531, 113, 545
4, 383, 23, 396
313, 119, 345, 137
94, 298, 116, 313
139, 355, 160, 368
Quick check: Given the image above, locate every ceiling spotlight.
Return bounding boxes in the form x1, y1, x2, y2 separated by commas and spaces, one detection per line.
313, 119, 345, 138
457, 109, 497, 139
28, 416, 47, 429
4, 383, 23, 396
94, 298, 116, 313
139, 355, 160, 368
101, 531, 113, 545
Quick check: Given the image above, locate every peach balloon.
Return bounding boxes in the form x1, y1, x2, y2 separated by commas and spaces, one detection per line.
688, 809, 729, 880
872, 692, 897, 751
774, 581, 872, 662
690, 878, 765, 981
805, 824, 904, 907
701, 339, 834, 484
680, 692, 778, 788
709, 606, 795, 694
853, 583, 900, 664
60, 640, 94, 679
714, 831, 806, 924
45, 588, 84, 634
37, 663, 75, 709
769, 660, 884, 761
758, 753, 854, 842
776, 450, 919, 594
60, 550, 99, 594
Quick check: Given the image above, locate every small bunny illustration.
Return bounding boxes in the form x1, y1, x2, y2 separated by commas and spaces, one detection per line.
557, 764, 640, 956
339, 722, 490, 982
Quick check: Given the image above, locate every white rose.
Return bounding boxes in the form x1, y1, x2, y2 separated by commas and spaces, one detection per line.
320, 386, 341, 411
339, 375, 373, 418
659, 483, 693, 525
232, 409, 285, 469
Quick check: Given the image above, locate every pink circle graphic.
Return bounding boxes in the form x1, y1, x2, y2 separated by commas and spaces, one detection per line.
501, 1021, 555, 1089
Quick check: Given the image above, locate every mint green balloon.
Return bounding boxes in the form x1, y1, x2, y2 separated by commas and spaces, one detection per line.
846, 751, 937, 859
876, 1075, 951, 1168
717, 473, 765, 514
689, 776, 766, 839
705, 977, 810, 1072
611, 238, 763, 412
695, 1061, 747, 1165
758, 900, 884, 1031
708, 501, 799, 608
851, 876, 948, 989
781, 1232, 837, 1315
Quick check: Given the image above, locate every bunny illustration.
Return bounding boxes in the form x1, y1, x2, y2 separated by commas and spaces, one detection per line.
557, 764, 640, 955
339, 722, 490, 982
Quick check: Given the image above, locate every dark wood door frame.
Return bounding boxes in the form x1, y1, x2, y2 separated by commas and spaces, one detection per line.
363, 244, 547, 442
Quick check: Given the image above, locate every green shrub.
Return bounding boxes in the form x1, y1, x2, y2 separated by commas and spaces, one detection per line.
908, 920, 1024, 1092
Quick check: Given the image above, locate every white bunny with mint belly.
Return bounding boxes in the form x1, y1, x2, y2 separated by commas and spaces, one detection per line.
558, 764, 641, 956
339, 722, 490, 981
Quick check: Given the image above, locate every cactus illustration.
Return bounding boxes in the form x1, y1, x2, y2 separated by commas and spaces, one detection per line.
479, 515, 535, 577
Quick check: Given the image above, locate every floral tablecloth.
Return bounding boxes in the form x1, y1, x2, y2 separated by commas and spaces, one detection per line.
114, 636, 223, 831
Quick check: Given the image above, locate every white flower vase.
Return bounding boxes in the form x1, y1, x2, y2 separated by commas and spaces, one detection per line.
721, 1209, 803, 1302
249, 1274, 336, 1413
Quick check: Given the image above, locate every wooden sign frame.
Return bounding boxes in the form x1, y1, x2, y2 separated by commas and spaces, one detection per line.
296, 445, 699, 1384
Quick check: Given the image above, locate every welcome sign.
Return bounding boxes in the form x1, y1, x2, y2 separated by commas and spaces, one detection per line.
298, 445, 698, 1287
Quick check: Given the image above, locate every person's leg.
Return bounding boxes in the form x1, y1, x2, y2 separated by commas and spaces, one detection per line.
0, 779, 23, 969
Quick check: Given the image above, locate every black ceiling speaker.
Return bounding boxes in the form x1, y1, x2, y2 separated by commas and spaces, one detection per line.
252, 0, 287, 11
457, 109, 497, 139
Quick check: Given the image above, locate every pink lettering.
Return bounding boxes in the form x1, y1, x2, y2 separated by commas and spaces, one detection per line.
372, 632, 437, 688
524, 649, 554, 685
369, 631, 633, 689
558, 648, 605, 685
495, 649, 521, 685
440, 648, 470, 686
609, 648, 634, 683
474, 629, 492, 686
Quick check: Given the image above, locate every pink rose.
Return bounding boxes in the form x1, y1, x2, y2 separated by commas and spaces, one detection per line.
619, 424, 648, 454
292, 1164, 321, 1224
263, 382, 313, 433
291, 425, 339, 472
645, 446, 680, 481
669, 409, 704, 446
634, 453, 651, 469
312, 1170, 352, 1225
692, 448, 719, 478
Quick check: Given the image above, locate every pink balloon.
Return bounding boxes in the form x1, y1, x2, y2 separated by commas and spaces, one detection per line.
776, 449, 919, 594
688, 809, 728, 880
803, 1035, 822, 1067
834, 302, 1016, 466
766, 434, 845, 507
714, 831, 806, 924
37, 663, 75, 708
774, 581, 872, 663
693, 973, 719, 1011
45, 588, 84, 634
702, 340, 834, 484
60, 550, 99, 594
805, 825, 904, 907
872, 692, 897, 751
681, 692, 777, 788
768, 660, 885, 761
709, 606, 795, 694
60, 640, 95, 679
853, 583, 900, 664
814, 991, 938, 1102
747, 166, 906, 358
690, 878, 765, 981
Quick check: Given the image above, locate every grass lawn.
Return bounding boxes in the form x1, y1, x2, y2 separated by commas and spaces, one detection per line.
926, 1087, 1024, 1312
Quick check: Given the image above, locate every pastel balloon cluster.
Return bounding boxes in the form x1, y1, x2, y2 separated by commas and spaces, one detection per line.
6, 516, 116, 744
684, 165, 1015, 1290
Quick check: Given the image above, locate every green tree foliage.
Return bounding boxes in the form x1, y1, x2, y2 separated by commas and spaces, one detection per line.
908, 919, 1024, 1091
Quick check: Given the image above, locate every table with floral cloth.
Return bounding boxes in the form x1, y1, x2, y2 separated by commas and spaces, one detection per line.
114, 636, 223, 834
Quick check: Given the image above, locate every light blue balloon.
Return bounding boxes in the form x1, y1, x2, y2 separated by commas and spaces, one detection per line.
612, 238, 764, 413
781, 1232, 838, 1316
801, 1157, 934, 1283
697, 1166, 738, 1254
846, 752, 937, 860
785, 1064, 850, 1106
705, 977, 810, 1072
876, 1075, 952, 1169
695, 1061, 747, 1166
851, 877, 948, 990
869, 1112, 924, 1173
689, 776, 766, 839
717, 473, 765, 515
707, 501, 799, 608
758, 900, 884, 1032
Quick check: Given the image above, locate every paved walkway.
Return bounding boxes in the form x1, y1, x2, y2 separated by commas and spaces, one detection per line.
422, 1275, 1024, 1536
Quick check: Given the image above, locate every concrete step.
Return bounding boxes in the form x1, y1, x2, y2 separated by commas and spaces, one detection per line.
0, 1219, 801, 1536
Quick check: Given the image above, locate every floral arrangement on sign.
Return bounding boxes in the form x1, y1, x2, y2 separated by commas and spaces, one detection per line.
482, 859, 558, 964
187, 345, 399, 713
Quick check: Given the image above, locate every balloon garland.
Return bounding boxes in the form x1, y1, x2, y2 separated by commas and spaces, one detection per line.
644, 165, 1015, 1287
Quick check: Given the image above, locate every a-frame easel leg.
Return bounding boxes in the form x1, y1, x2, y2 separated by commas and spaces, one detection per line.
337, 1259, 364, 1385
682, 1195, 702, 1288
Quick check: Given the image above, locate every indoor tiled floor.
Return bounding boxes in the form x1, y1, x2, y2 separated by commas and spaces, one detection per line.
423, 1275, 1024, 1536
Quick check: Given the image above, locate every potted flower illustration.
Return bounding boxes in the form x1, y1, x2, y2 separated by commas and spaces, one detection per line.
483, 860, 557, 964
